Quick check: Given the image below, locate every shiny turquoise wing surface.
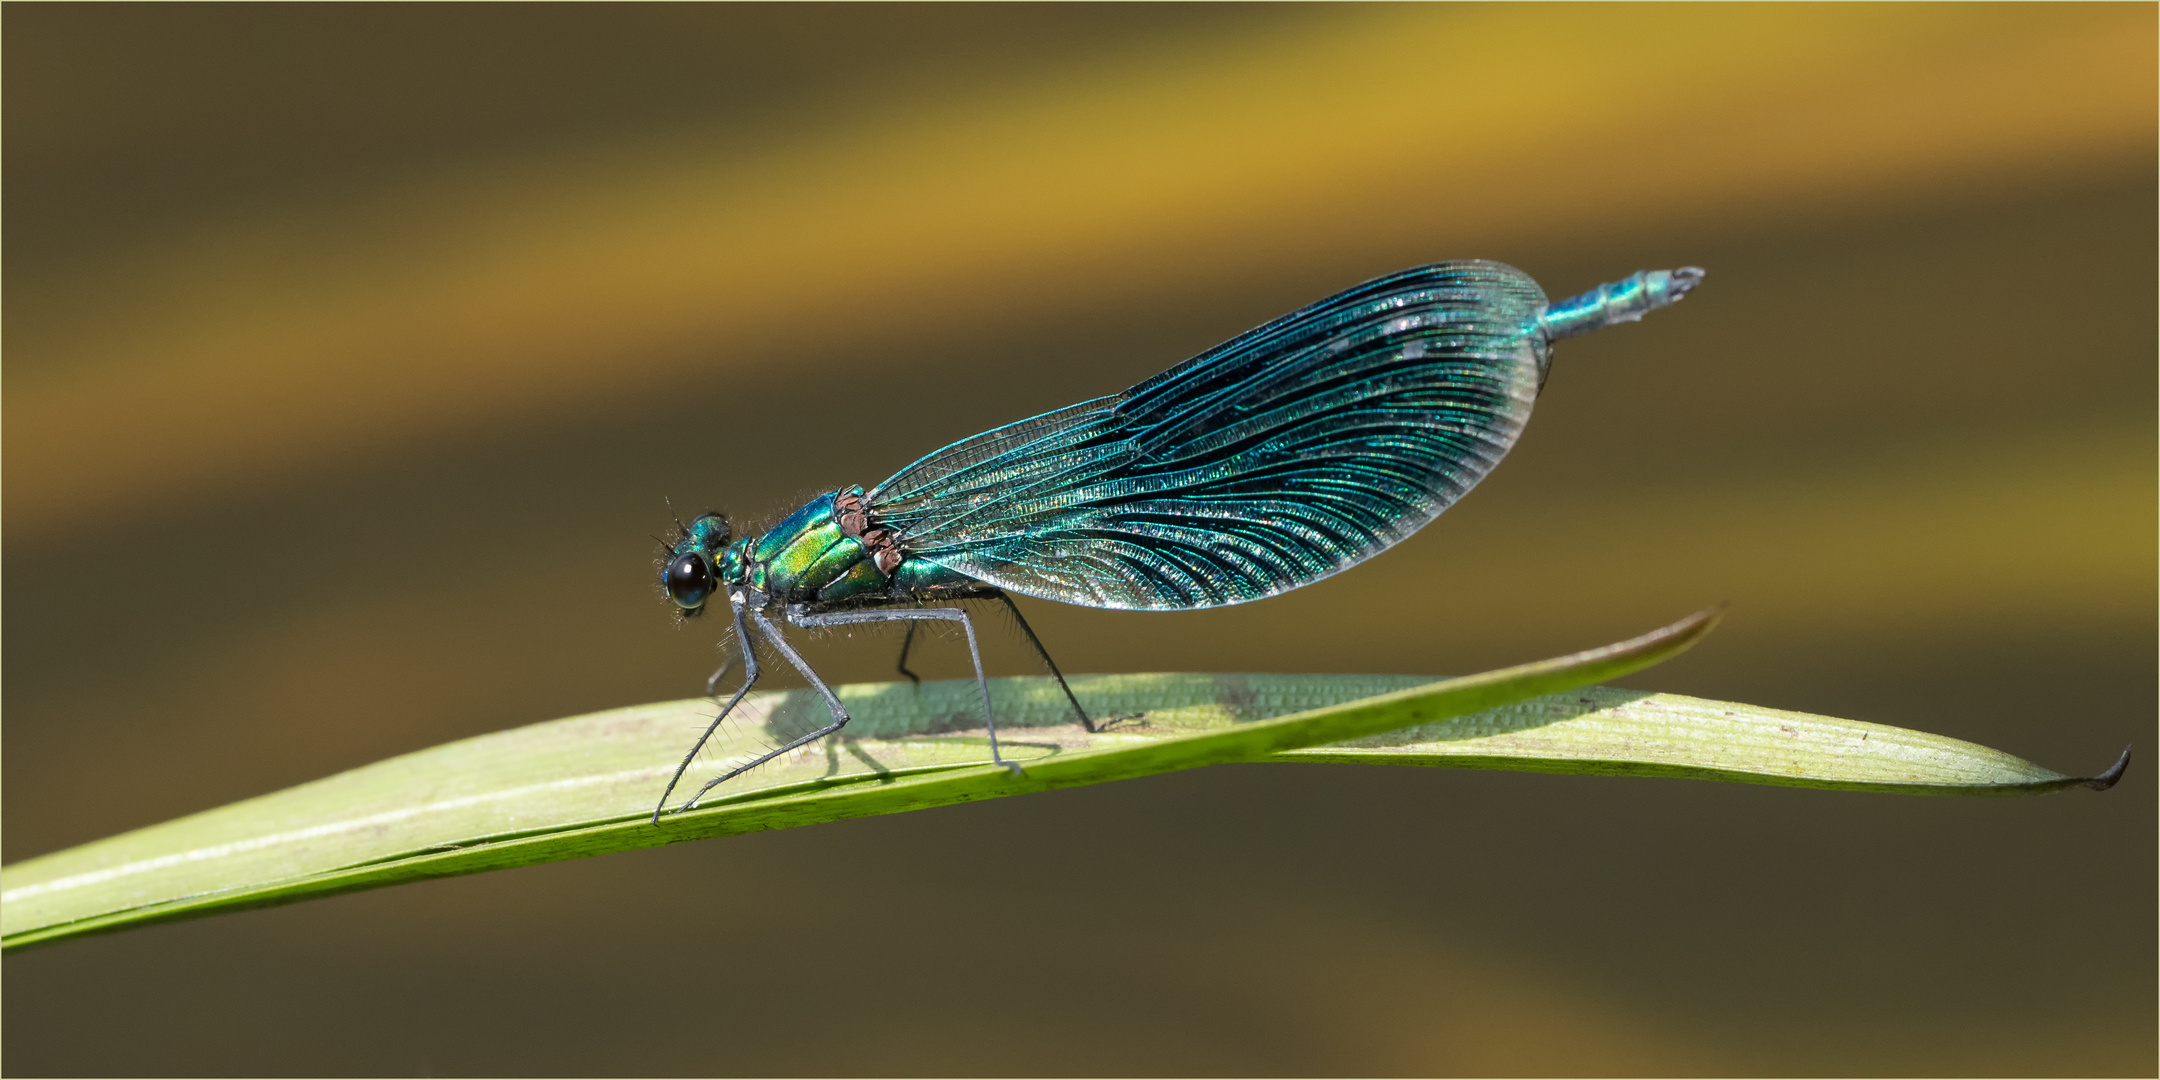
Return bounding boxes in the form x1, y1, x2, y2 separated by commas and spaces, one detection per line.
867, 260, 1552, 610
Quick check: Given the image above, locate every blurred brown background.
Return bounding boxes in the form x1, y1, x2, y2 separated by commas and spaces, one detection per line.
4, 4, 2153, 1076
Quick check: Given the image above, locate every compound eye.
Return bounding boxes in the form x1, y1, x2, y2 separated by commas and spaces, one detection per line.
662, 553, 714, 609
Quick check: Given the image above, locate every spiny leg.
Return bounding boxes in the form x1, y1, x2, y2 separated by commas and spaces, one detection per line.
992, 591, 1098, 733
895, 621, 921, 685
679, 610, 856, 813
793, 605, 1020, 776
653, 599, 761, 825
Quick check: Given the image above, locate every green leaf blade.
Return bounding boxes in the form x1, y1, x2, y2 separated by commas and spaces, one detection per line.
4, 608, 2119, 953
1284, 685, 2101, 795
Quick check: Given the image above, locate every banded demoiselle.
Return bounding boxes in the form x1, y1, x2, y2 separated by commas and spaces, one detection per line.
654, 260, 1703, 821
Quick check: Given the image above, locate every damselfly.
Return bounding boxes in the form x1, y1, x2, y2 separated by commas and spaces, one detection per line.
654, 260, 1702, 820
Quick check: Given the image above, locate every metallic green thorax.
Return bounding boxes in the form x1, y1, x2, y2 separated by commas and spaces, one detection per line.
701, 486, 964, 608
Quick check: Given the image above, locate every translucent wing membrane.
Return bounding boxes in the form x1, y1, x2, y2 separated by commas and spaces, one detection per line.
869, 261, 1551, 610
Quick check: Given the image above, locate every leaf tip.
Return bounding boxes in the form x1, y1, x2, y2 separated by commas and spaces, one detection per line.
2080, 744, 2132, 791
1662, 603, 1728, 644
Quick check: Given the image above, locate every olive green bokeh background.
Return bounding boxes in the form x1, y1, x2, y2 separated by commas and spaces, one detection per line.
4, 5, 2153, 1076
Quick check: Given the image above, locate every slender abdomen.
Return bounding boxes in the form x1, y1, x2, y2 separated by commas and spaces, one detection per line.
1539, 267, 1705, 341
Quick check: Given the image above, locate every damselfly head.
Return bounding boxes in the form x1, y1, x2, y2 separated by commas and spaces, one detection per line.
668, 510, 731, 550
660, 511, 732, 614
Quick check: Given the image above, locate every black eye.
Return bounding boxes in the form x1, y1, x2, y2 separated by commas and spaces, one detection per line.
662, 553, 714, 609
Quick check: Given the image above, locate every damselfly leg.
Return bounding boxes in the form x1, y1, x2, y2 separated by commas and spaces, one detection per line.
795, 605, 1022, 778
652, 599, 761, 824
658, 597, 1102, 823
675, 610, 860, 814
991, 592, 1101, 732
891, 592, 1093, 729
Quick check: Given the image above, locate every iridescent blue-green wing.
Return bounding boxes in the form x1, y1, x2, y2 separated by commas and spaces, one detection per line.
868, 260, 1552, 610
